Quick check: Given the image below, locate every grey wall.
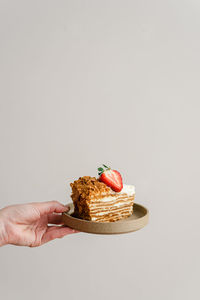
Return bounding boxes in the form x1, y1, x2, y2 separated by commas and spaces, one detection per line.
0, 1, 200, 299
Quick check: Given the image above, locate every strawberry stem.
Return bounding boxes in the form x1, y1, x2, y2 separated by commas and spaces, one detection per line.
98, 164, 111, 176
103, 164, 110, 169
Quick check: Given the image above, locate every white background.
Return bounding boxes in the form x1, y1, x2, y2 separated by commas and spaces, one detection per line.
0, 1, 200, 299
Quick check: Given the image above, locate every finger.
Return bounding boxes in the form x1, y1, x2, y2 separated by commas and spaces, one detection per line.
48, 213, 64, 225
45, 226, 79, 233
41, 226, 78, 245
31, 201, 69, 215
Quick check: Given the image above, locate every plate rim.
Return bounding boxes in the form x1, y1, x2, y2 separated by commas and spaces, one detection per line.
62, 202, 149, 234
63, 202, 149, 224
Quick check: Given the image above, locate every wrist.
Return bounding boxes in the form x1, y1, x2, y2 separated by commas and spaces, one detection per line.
0, 211, 8, 246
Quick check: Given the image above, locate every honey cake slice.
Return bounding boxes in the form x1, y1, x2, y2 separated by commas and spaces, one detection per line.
70, 176, 135, 222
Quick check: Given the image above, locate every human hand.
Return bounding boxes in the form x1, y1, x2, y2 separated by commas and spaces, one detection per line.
0, 201, 77, 247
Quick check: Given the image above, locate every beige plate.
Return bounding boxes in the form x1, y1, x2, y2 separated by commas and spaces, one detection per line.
62, 203, 149, 234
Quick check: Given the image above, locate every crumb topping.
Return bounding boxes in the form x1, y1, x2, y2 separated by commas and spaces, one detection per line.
70, 176, 110, 201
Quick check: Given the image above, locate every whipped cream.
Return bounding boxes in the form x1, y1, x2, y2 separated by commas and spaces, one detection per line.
118, 184, 135, 196
98, 184, 135, 203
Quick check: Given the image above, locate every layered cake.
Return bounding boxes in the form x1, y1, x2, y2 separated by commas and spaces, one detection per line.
70, 165, 135, 222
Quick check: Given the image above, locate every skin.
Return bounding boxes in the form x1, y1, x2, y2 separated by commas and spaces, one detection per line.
0, 201, 78, 247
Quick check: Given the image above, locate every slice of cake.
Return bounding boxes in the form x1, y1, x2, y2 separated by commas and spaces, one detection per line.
70, 165, 135, 222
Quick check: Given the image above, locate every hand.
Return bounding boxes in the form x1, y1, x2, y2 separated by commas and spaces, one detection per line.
0, 201, 77, 247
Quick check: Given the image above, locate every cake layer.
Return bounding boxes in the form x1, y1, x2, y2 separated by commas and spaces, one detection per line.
89, 196, 134, 208
89, 195, 134, 222
89, 202, 134, 216
91, 210, 133, 222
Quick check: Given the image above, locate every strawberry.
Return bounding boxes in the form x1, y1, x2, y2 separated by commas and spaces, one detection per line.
98, 164, 123, 192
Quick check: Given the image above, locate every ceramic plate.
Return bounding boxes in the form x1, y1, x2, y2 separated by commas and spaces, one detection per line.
62, 203, 149, 234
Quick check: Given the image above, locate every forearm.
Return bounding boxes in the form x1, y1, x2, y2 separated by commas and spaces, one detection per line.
0, 211, 8, 247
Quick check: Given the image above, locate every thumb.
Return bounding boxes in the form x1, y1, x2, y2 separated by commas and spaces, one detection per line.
31, 201, 68, 215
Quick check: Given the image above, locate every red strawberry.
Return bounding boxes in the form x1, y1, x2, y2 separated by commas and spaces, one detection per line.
98, 165, 123, 192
